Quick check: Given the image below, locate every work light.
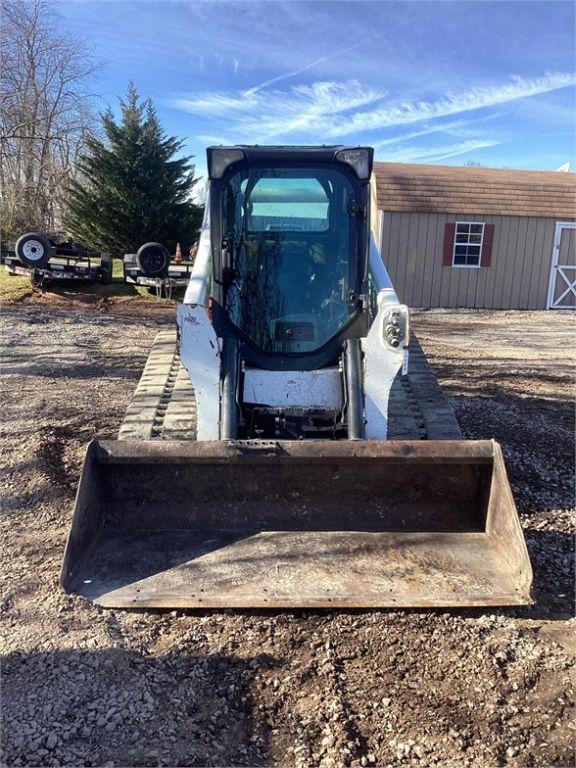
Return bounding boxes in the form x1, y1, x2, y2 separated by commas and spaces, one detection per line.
208, 147, 246, 179
336, 148, 372, 180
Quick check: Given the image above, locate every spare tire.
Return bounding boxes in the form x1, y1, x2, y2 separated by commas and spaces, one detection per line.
136, 242, 170, 277
15, 232, 52, 268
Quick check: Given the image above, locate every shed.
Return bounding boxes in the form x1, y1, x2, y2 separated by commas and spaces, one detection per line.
373, 163, 576, 309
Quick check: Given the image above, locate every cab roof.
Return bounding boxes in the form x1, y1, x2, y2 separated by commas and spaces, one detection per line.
207, 145, 374, 180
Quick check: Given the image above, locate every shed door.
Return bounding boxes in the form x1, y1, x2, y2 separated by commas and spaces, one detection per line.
547, 222, 576, 309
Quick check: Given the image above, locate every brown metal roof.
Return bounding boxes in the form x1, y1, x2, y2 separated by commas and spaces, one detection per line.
373, 162, 576, 218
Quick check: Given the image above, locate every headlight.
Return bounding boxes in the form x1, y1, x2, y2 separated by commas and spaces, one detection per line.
383, 307, 409, 348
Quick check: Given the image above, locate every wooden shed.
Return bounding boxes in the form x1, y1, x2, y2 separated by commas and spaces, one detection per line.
373, 163, 576, 309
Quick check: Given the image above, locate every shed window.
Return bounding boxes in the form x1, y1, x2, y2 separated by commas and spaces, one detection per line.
453, 222, 484, 267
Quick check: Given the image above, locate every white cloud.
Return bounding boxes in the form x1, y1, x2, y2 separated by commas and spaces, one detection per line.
325, 72, 576, 137
170, 93, 258, 119
370, 120, 470, 150
170, 80, 385, 142
378, 140, 501, 164
244, 35, 377, 97
169, 71, 575, 146
196, 134, 233, 146
369, 111, 510, 151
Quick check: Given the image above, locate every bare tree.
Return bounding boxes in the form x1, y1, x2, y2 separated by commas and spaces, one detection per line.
0, 0, 100, 239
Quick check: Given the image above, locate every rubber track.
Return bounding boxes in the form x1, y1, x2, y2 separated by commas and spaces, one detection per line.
118, 331, 196, 441
118, 330, 460, 441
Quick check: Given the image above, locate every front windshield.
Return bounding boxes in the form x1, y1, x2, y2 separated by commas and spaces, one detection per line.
221, 166, 358, 354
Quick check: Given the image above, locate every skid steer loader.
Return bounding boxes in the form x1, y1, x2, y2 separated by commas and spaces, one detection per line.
61, 146, 533, 608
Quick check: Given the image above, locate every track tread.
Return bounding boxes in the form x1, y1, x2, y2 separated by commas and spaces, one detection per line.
118, 331, 196, 441
119, 330, 461, 441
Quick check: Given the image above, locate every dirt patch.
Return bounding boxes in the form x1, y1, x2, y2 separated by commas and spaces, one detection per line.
2, 292, 177, 318
33, 427, 79, 494
1, 306, 574, 768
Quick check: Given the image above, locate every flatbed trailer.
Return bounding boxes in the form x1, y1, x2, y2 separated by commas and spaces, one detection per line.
123, 253, 194, 298
1, 238, 112, 288
2, 252, 113, 287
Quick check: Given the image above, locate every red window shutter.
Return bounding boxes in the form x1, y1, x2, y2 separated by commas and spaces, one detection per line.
442, 223, 456, 266
481, 224, 495, 267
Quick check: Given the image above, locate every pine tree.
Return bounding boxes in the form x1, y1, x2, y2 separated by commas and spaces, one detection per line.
66, 84, 201, 255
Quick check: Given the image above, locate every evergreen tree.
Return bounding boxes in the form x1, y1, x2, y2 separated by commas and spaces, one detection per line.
66, 84, 201, 254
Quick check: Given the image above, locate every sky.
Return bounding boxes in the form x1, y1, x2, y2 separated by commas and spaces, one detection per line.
58, 0, 576, 185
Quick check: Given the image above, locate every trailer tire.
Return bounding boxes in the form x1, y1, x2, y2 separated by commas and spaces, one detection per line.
15, 232, 52, 268
136, 242, 170, 277
100, 253, 113, 284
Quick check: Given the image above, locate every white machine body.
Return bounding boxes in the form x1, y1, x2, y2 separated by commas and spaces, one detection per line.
178, 168, 408, 441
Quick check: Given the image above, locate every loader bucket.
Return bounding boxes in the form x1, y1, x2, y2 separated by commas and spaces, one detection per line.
61, 439, 533, 609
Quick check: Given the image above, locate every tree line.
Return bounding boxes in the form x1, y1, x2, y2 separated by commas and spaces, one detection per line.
1, 0, 202, 255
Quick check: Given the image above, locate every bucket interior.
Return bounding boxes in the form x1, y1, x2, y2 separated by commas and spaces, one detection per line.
103, 457, 490, 531
61, 440, 533, 608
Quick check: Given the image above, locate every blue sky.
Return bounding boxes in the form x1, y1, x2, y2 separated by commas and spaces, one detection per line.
59, 0, 575, 184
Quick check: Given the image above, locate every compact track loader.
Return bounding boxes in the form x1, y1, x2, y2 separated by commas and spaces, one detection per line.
61, 146, 533, 608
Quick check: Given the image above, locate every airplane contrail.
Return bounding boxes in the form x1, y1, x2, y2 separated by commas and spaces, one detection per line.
243, 34, 378, 97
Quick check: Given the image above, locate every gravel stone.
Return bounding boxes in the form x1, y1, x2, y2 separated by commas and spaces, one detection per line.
0, 305, 573, 768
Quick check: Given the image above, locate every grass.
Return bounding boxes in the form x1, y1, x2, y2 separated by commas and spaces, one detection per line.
0, 268, 31, 300
0, 257, 186, 305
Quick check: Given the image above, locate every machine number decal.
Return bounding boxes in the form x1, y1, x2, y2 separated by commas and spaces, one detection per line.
402, 349, 410, 376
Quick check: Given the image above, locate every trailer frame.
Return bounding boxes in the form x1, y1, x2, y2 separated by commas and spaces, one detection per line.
1, 246, 113, 287
122, 253, 195, 298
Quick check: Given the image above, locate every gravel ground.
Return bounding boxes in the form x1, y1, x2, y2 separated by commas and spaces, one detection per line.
1, 304, 574, 768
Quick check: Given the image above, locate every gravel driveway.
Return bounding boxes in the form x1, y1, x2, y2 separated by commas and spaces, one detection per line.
1, 305, 574, 768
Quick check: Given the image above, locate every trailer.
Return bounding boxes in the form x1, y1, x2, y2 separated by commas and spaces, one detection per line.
123, 242, 194, 298
2, 232, 112, 288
